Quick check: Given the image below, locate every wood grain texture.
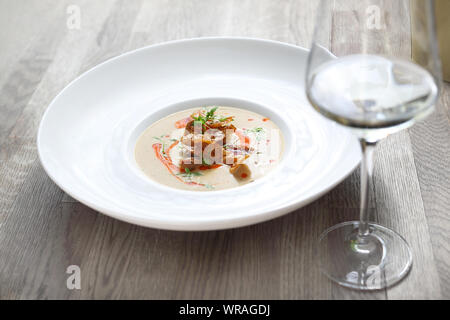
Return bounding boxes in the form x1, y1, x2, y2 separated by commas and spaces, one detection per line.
0, 0, 448, 300
408, 83, 450, 297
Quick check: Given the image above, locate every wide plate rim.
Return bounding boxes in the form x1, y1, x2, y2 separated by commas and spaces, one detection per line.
37, 37, 360, 231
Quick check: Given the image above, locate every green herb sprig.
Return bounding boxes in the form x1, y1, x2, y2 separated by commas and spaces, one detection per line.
247, 127, 264, 133
177, 167, 203, 179
153, 135, 167, 154
192, 106, 220, 124
245, 127, 265, 141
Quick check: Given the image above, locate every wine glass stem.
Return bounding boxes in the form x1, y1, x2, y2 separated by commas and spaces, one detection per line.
358, 139, 377, 239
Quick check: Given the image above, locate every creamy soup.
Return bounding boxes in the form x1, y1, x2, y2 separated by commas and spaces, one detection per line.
135, 106, 284, 191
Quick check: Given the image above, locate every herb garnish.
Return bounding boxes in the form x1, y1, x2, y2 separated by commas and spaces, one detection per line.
205, 106, 218, 120
247, 127, 264, 133
191, 106, 233, 125
177, 167, 203, 179
350, 239, 357, 252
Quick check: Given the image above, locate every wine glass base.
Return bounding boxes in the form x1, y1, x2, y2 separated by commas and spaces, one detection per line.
318, 221, 412, 290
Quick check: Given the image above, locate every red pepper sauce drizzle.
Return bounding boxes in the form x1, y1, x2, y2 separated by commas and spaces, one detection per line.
175, 116, 192, 129
152, 142, 186, 183
152, 139, 221, 187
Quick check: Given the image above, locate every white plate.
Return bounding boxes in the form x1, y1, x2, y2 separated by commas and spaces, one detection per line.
38, 37, 360, 231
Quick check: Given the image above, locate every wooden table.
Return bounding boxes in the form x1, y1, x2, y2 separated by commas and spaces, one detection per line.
0, 0, 448, 300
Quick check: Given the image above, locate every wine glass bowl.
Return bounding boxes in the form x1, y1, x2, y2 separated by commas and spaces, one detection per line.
306, 0, 442, 290
307, 53, 439, 142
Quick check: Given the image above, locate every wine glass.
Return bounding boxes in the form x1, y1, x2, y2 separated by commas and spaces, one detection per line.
305, 0, 442, 290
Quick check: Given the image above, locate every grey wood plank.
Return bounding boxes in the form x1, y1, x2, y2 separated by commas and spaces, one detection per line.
1, 0, 118, 220
0, 159, 65, 299
0, 0, 64, 87
326, 0, 443, 299
376, 0, 443, 299
327, 0, 391, 300
330, 0, 443, 299
444, 83, 450, 122
0, 0, 125, 298
0, 1, 68, 145
376, 133, 442, 299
